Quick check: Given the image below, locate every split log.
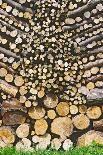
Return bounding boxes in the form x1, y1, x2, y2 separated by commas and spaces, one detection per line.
16, 123, 29, 138
56, 102, 69, 116
87, 106, 102, 119
51, 117, 73, 138
0, 79, 18, 97
28, 106, 45, 120
34, 119, 48, 135
73, 114, 90, 130
93, 119, 103, 131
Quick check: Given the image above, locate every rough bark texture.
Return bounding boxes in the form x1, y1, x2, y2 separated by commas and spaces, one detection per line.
0, 0, 103, 150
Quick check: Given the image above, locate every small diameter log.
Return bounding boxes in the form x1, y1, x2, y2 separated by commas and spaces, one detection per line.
86, 82, 95, 90
79, 105, 87, 114
72, 114, 90, 130
56, 102, 69, 116
47, 110, 56, 119
70, 105, 78, 115
16, 123, 29, 138
34, 119, 48, 135
28, 107, 45, 120
0, 79, 18, 97
51, 117, 73, 138
93, 119, 103, 131
14, 76, 24, 86
87, 106, 102, 119
44, 93, 58, 108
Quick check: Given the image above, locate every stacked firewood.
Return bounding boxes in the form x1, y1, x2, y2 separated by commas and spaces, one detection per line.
0, 0, 103, 150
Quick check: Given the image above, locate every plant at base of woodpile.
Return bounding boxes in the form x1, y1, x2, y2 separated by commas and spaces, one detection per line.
0, 0, 103, 150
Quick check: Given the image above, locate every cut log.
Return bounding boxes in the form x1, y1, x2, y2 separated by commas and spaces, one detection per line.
28, 106, 45, 120
44, 93, 58, 108
14, 76, 24, 86
79, 105, 87, 114
0, 79, 18, 97
62, 139, 73, 151
16, 123, 29, 138
86, 82, 95, 90
0, 67, 7, 77
51, 117, 73, 137
77, 130, 103, 146
51, 138, 61, 150
47, 110, 56, 119
93, 119, 103, 131
87, 106, 102, 119
34, 119, 48, 135
56, 102, 69, 116
0, 126, 15, 147
70, 105, 78, 115
73, 114, 90, 130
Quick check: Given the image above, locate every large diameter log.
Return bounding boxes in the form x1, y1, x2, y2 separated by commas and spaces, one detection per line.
93, 119, 103, 131
34, 119, 48, 135
44, 93, 58, 108
16, 124, 29, 138
87, 106, 102, 119
51, 117, 73, 138
56, 102, 69, 116
2, 112, 26, 125
28, 107, 45, 120
72, 114, 90, 130
77, 130, 103, 147
0, 126, 15, 147
0, 79, 18, 97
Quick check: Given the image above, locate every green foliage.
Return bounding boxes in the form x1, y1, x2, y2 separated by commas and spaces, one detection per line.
0, 143, 103, 155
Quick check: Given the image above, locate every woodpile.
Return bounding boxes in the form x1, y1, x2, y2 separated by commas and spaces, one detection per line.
0, 0, 103, 150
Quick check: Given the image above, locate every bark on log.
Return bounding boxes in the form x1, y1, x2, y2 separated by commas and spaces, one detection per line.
93, 119, 103, 131
0, 79, 18, 97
